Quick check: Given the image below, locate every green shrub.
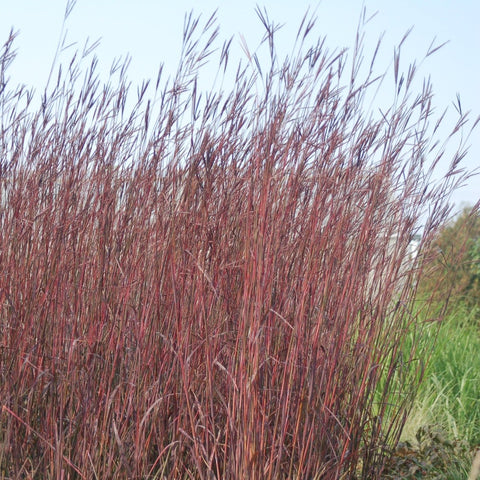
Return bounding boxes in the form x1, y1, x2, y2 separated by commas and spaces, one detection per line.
418, 208, 480, 312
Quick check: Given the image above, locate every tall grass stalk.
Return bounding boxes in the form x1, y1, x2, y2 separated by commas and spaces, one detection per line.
0, 8, 476, 479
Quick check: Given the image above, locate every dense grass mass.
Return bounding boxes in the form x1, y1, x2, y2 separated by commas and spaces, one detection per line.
383, 304, 480, 479
0, 8, 477, 479
409, 305, 480, 446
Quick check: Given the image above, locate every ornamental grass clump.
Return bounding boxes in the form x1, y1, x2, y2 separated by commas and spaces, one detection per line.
0, 7, 477, 479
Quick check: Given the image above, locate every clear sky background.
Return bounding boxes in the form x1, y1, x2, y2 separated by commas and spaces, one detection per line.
1, 0, 478, 210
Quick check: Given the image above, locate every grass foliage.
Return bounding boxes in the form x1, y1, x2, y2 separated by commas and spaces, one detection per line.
400, 304, 480, 446
385, 304, 480, 479
0, 7, 477, 479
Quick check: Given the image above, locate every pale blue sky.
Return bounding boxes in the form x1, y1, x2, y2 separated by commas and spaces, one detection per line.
1, 1, 478, 209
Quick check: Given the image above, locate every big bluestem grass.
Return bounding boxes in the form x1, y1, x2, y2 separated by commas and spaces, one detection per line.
0, 8, 477, 479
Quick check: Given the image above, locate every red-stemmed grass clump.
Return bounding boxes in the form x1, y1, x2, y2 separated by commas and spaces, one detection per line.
0, 8, 477, 479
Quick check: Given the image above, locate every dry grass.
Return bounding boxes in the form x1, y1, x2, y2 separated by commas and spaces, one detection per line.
469, 450, 480, 480
0, 7, 477, 479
